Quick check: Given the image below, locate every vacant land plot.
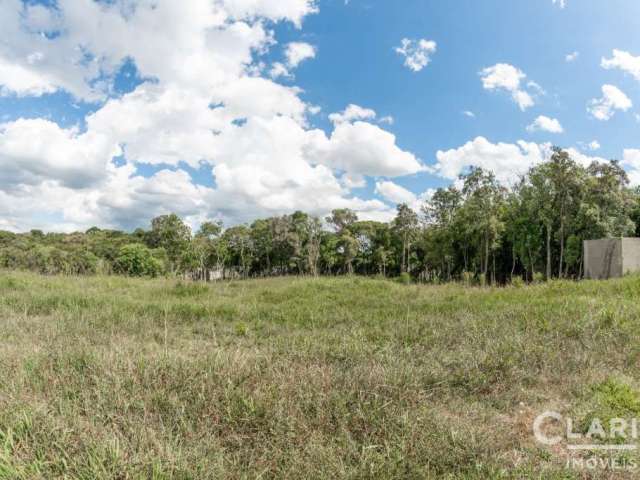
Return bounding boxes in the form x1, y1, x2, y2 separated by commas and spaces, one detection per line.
2, 272, 640, 478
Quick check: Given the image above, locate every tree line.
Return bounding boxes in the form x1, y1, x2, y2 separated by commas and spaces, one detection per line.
2, 148, 640, 283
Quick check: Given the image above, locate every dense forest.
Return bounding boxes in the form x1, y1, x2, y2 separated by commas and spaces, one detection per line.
2, 148, 640, 284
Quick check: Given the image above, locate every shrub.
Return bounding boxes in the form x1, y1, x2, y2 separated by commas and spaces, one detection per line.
396, 272, 412, 285
68, 250, 99, 275
114, 244, 164, 277
461, 271, 475, 286
532, 272, 545, 284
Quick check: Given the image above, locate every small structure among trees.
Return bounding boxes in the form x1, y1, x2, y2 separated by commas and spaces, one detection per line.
584, 238, 640, 280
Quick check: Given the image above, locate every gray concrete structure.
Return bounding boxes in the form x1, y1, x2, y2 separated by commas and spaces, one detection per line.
584, 238, 640, 280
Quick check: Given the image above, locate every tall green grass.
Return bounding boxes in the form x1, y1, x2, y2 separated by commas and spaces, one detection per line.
2, 271, 640, 478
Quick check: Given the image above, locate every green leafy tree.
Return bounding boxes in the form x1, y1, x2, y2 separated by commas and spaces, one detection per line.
460, 168, 506, 283
223, 225, 253, 278
326, 209, 360, 274
115, 244, 164, 277
147, 214, 191, 273
326, 209, 358, 235
319, 232, 340, 275
194, 221, 224, 280
305, 216, 323, 277
422, 187, 462, 280
392, 204, 419, 274
547, 148, 584, 277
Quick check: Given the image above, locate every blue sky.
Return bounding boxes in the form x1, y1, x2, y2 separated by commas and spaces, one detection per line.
285, 0, 640, 190
1, 0, 639, 232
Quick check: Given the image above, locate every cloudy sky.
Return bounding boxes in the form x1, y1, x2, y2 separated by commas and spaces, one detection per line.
1, 0, 640, 232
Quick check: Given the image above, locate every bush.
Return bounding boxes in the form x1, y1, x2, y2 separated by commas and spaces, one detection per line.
461, 271, 475, 286
68, 250, 99, 275
396, 272, 412, 285
114, 244, 164, 277
532, 272, 545, 284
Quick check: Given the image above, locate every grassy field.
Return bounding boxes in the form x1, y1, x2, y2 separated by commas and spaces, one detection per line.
2, 272, 640, 479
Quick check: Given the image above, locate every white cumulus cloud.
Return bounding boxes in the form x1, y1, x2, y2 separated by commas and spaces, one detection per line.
285, 41, 316, 67
602, 50, 640, 82
526, 115, 564, 134
0, 0, 420, 232
623, 149, 640, 186
328, 104, 377, 125
480, 63, 539, 110
580, 140, 601, 151
395, 38, 437, 72
305, 121, 424, 177
269, 62, 291, 79
433, 137, 607, 187
588, 84, 632, 121
375, 180, 434, 212
565, 51, 579, 62
434, 137, 549, 185
271, 41, 316, 78
0, 118, 120, 189
375, 180, 417, 205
